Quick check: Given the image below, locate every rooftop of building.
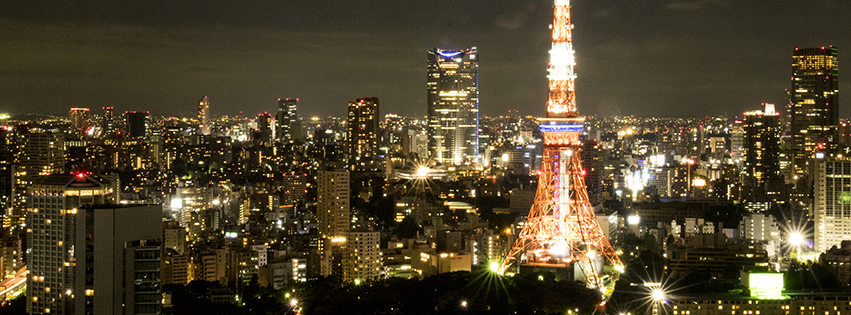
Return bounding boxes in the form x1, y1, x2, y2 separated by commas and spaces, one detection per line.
33, 172, 105, 189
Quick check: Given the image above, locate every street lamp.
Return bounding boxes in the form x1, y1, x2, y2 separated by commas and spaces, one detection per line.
788, 232, 803, 247
789, 232, 804, 258
416, 165, 430, 178
651, 288, 665, 315
652, 289, 664, 301
489, 261, 500, 273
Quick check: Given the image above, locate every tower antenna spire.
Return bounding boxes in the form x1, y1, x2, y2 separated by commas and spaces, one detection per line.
547, 0, 577, 118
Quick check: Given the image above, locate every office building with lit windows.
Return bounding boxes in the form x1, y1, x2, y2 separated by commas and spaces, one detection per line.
26, 174, 112, 314
742, 104, 783, 201
101, 106, 114, 136
789, 46, 839, 176
317, 168, 350, 239
347, 98, 379, 172
15, 128, 65, 218
427, 47, 479, 165
276, 98, 301, 142
26, 173, 161, 315
342, 231, 381, 283
811, 156, 851, 254
69, 107, 91, 139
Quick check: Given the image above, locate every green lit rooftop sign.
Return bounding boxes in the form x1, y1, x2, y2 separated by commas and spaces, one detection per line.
747, 273, 785, 299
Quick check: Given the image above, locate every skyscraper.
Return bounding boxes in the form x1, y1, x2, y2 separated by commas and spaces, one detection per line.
26, 174, 112, 314
125, 111, 150, 139
198, 96, 210, 135
0, 127, 14, 222
276, 98, 301, 142
19, 127, 65, 184
254, 112, 273, 146
347, 98, 379, 172
790, 46, 839, 176
427, 47, 479, 165
742, 104, 783, 201
317, 168, 350, 239
101, 106, 114, 136
69, 107, 91, 139
812, 156, 851, 254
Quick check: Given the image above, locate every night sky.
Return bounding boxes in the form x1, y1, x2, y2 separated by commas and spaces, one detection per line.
1, 0, 849, 119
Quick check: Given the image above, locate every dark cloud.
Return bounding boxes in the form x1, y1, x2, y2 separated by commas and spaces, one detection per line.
664, 0, 725, 11
497, 13, 530, 31
593, 9, 614, 18
0, 1, 849, 119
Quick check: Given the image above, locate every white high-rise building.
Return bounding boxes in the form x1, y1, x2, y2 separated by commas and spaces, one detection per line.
739, 213, 781, 242
813, 157, 851, 254
27, 174, 112, 314
27, 174, 163, 315
739, 213, 781, 257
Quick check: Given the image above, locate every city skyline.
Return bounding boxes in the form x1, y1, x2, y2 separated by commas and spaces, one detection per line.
4, 1, 851, 314
1, 1, 849, 119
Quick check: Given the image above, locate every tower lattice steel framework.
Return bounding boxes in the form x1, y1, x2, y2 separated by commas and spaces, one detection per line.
499, 0, 623, 290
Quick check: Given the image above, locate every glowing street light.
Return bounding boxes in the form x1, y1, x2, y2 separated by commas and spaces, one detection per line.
788, 232, 804, 246
416, 166, 430, 178
652, 289, 665, 301
489, 261, 500, 273
461, 300, 468, 308
291, 299, 298, 307
651, 288, 666, 315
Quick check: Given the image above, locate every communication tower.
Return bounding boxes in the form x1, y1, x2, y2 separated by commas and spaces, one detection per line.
500, 0, 624, 292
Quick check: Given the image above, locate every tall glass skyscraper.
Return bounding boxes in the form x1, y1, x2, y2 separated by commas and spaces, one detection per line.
427, 47, 479, 165
790, 46, 839, 176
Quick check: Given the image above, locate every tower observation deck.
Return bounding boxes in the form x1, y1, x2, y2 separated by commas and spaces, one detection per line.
499, 0, 624, 293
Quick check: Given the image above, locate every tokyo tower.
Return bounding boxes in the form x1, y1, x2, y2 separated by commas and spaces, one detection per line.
499, 0, 624, 290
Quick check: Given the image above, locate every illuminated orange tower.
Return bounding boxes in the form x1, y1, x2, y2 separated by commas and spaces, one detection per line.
500, 0, 623, 290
